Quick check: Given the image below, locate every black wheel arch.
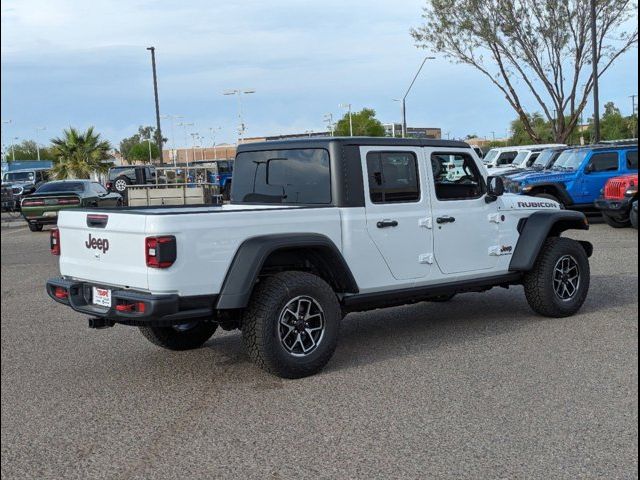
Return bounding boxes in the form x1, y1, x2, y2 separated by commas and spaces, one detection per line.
527, 183, 573, 205
216, 233, 359, 310
509, 210, 592, 272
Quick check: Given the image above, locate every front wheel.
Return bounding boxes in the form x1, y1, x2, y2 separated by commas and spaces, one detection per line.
523, 237, 590, 318
139, 320, 217, 351
602, 212, 631, 228
242, 271, 341, 379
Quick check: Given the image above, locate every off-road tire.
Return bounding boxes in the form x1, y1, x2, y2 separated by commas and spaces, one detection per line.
523, 237, 590, 318
535, 192, 564, 209
113, 176, 131, 194
631, 201, 638, 229
242, 271, 341, 379
602, 212, 631, 228
28, 223, 43, 232
139, 321, 217, 351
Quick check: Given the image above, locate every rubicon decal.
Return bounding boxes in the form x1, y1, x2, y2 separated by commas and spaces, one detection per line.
517, 201, 557, 209
85, 234, 109, 253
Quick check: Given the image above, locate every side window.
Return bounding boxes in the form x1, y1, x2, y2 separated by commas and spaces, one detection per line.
526, 152, 540, 167
93, 183, 108, 195
431, 152, 485, 201
218, 161, 230, 173
366, 151, 420, 204
626, 150, 638, 170
587, 152, 619, 173
497, 151, 517, 165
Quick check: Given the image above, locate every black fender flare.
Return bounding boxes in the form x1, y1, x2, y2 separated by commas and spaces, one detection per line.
526, 183, 573, 206
216, 233, 359, 309
509, 210, 592, 272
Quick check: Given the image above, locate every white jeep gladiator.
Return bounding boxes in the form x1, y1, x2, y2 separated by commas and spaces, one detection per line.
47, 138, 593, 378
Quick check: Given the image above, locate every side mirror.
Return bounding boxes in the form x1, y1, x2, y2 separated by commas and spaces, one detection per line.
485, 176, 505, 203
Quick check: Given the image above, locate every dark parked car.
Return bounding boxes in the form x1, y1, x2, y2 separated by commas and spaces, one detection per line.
106, 165, 156, 194
21, 180, 122, 232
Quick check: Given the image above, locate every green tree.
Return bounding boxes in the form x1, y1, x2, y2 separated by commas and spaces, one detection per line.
50, 127, 113, 179
585, 102, 635, 142
509, 113, 555, 145
119, 126, 162, 161
128, 141, 160, 162
3, 140, 55, 162
334, 108, 386, 137
411, 0, 637, 143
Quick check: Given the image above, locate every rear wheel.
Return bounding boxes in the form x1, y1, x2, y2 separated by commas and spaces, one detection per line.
523, 237, 590, 318
242, 271, 341, 378
602, 211, 631, 228
139, 320, 217, 351
28, 222, 43, 232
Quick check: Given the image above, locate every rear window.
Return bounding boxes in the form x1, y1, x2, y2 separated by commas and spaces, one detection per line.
36, 182, 86, 193
627, 150, 638, 169
232, 149, 331, 204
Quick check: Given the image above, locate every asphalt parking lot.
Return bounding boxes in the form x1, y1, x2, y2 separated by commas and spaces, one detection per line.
1, 222, 637, 479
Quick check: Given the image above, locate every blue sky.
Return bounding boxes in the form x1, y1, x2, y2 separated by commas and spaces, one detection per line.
1, 0, 638, 150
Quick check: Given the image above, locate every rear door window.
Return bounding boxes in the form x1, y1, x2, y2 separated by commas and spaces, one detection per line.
587, 152, 619, 172
626, 150, 638, 170
497, 151, 518, 165
366, 152, 420, 203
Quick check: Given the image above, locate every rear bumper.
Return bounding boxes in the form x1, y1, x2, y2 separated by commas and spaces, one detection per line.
594, 196, 634, 215
46, 277, 215, 327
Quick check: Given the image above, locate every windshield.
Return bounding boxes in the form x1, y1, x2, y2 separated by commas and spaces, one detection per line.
232, 149, 331, 204
532, 150, 556, 169
3, 172, 35, 182
483, 149, 499, 164
553, 150, 588, 171
36, 182, 85, 193
512, 151, 530, 167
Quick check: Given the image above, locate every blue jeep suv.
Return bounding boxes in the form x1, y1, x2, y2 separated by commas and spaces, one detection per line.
505, 144, 638, 209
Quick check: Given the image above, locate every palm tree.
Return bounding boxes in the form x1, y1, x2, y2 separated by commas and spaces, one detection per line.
50, 127, 113, 179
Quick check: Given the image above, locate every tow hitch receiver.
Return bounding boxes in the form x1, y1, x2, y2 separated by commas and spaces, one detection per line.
88, 317, 116, 329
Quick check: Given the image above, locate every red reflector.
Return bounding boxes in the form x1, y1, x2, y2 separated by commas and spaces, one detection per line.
50, 229, 61, 255
54, 287, 68, 299
115, 301, 146, 313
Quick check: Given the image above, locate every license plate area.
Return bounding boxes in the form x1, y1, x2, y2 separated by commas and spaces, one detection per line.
92, 287, 112, 307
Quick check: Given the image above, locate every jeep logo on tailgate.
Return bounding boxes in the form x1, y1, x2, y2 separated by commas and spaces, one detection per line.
85, 234, 109, 253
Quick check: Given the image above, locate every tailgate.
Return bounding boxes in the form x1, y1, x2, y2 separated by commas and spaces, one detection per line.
57, 210, 149, 291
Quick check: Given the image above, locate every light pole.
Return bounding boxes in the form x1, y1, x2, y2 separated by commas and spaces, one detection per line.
189, 132, 199, 167
146, 46, 164, 163
1, 119, 12, 160
400, 56, 435, 138
161, 114, 183, 166
323, 114, 335, 136
146, 136, 153, 163
209, 127, 221, 160
35, 126, 46, 161
11, 136, 18, 162
177, 122, 194, 164
223, 89, 255, 142
339, 103, 353, 136
589, 0, 600, 143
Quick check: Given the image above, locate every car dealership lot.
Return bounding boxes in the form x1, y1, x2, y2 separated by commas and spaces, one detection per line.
1, 223, 637, 479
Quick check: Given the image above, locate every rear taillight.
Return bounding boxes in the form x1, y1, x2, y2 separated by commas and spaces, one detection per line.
21, 199, 45, 207
54, 286, 68, 299
57, 197, 80, 205
115, 301, 146, 313
106, 182, 112, 189
145, 236, 177, 268
50, 229, 61, 255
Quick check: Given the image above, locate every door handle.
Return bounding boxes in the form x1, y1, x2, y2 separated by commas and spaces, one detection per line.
436, 216, 456, 224
376, 219, 399, 228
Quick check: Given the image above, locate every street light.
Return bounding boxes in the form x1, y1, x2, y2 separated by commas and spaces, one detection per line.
177, 122, 194, 164
11, 136, 18, 162
223, 89, 255, 142
34, 126, 46, 161
339, 103, 353, 136
209, 127, 222, 160
161, 114, 183, 166
146, 46, 164, 163
399, 56, 435, 138
2, 119, 12, 160
323, 114, 335, 136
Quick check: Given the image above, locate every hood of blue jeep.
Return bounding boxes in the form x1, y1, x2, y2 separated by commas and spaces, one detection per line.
521, 170, 577, 185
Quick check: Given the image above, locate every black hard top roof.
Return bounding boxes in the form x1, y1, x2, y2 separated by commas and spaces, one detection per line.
236, 136, 469, 153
